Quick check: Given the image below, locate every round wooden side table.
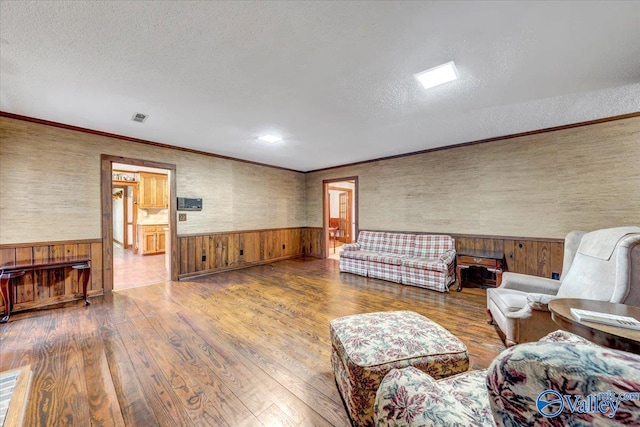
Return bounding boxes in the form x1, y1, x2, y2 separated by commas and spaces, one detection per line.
548, 298, 640, 354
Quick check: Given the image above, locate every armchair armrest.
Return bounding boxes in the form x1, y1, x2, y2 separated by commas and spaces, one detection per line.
539, 330, 597, 346
526, 293, 556, 311
487, 341, 640, 425
341, 243, 361, 251
438, 249, 456, 265
499, 272, 561, 295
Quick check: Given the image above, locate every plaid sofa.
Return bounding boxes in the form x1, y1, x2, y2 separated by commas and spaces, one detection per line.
339, 231, 456, 292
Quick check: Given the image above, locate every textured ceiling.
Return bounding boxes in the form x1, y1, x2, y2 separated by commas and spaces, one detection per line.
1, 1, 639, 172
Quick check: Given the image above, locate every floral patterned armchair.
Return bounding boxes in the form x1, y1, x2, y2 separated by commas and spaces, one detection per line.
374, 330, 640, 426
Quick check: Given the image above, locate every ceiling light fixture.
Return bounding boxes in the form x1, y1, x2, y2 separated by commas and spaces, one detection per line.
415, 61, 458, 90
258, 134, 283, 143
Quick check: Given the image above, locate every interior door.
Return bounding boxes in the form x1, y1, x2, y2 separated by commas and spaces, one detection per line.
339, 192, 351, 243
112, 187, 126, 246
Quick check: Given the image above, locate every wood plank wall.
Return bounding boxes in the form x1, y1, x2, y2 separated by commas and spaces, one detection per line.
302, 228, 564, 278
452, 234, 564, 278
0, 239, 103, 313
178, 227, 312, 278
301, 227, 324, 258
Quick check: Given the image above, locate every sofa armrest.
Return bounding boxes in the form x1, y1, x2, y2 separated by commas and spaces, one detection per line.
375, 367, 489, 426
438, 249, 456, 265
526, 293, 556, 311
341, 243, 361, 251
487, 341, 640, 425
499, 272, 561, 295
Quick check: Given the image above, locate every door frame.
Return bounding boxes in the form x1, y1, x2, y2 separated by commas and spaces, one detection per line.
322, 176, 358, 258
101, 155, 178, 294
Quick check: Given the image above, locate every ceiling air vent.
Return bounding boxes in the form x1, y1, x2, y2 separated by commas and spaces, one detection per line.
131, 112, 148, 123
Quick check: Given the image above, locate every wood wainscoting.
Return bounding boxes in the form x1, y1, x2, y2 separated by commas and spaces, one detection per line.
0, 239, 103, 313
453, 234, 564, 278
301, 227, 324, 258
304, 228, 564, 278
178, 227, 318, 279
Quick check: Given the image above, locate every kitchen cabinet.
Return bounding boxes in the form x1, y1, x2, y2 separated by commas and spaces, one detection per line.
139, 172, 168, 209
138, 224, 167, 255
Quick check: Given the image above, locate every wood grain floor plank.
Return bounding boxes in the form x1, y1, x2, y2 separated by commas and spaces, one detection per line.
90, 292, 161, 425
257, 403, 299, 427
96, 322, 159, 426
115, 319, 195, 426
24, 306, 91, 426
132, 312, 262, 426
71, 303, 126, 427
128, 290, 279, 417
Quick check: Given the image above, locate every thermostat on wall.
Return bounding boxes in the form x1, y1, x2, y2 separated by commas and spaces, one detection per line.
177, 197, 202, 211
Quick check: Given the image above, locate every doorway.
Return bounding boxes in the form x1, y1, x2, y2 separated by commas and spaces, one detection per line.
323, 177, 358, 260
101, 155, 178, 294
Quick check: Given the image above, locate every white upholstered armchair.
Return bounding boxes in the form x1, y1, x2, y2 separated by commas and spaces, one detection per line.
487, 226, 640, 346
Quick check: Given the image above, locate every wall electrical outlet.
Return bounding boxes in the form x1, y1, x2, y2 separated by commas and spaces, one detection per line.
240, 249, 244, 256
202, 254, 206, 262
179, 213, 187, 221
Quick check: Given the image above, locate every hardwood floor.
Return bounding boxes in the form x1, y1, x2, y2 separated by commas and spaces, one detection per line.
0, 257, 505, 426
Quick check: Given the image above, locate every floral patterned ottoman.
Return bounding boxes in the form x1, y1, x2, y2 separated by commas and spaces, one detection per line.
330, 311, 469, 427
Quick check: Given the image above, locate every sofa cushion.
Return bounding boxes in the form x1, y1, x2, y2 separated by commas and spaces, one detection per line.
358, 231, 387, 253
368, 253, 404, 266
487, 288, 527, 313
331, 311, 468, 369
340, 250, 378, 261
382, 233, 415, 256
413, 235, 454, 258
341, 250, 404, 266
402, 257, 447, 272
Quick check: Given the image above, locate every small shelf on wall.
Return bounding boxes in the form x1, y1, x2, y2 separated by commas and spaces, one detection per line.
112, 170, 137, 182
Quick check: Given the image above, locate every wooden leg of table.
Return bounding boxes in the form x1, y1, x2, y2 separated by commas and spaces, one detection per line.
0, 277, 11, 323
456, 266, 464, 292
73, 262, 91, 306
496, 270, 503, 286
82, 268, 91, 306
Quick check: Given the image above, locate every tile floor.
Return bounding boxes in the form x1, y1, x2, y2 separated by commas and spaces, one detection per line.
327, 240, 344, 260
113, 245, 169, 290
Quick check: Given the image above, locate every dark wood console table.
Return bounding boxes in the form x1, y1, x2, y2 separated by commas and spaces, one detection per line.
0, 256, 91, 323
549, 298, 640, 354
456, 249, 505, 292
